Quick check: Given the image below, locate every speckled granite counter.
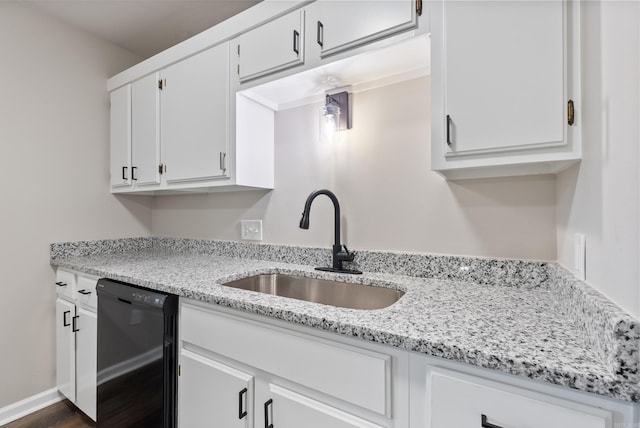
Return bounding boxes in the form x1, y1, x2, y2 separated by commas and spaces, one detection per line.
50, 237, 640, 403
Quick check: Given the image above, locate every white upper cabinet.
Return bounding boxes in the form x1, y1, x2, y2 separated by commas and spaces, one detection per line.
236, 9, 305, 83
431, 0, 581, 179
161, 43, 230, 184
131, 72, 161, 187
314, 0, 418, 58
109, 85, 131, 188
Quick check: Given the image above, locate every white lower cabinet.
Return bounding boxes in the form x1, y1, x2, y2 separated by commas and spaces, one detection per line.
54, 269, 97, 421
179, 349, 253, 428
178, 347, 385, 428
178, 300, 407, 428
427, 368, 610, 428
75, 307, 97, 420
178, 300, 638, 428
55, 297, 76, 401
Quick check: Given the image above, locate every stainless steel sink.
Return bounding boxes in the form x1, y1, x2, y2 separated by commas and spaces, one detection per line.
222, 274, 404, 310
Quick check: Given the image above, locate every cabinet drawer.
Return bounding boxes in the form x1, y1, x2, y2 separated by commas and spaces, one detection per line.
181, 303, 391, 417
55, 269, 75, 300
76, 275, 98, 310
428, 368, 612, 428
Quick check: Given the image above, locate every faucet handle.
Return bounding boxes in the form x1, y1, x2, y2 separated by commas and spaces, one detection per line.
337, 245, 356, 262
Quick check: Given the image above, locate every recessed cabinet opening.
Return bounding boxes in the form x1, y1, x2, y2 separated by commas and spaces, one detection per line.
238, 35, 431, 112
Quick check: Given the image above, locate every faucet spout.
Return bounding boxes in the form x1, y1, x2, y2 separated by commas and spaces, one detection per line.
299, 189, 361, 274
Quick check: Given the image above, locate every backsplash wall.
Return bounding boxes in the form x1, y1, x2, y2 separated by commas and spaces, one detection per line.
152, 76, 558, 261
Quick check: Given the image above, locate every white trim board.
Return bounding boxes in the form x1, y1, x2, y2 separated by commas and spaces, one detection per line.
0, 388, 63, 426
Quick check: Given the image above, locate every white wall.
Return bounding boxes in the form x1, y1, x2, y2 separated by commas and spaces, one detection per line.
0, 3, 153, 408
556, 0, 640, 319
153, 76, 558, 260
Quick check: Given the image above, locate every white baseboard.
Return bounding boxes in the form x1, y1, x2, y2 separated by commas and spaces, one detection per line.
0, 388, 63, 426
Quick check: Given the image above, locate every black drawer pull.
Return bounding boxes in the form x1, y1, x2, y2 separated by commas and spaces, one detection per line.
446, 114, 452, 146
72, 315, 79, 333
122, 166, 128, 180
63, 310, 71, 327
238, 388, 248, 419
56, 281, 67, 287
293, 29, 300, 55
317, 21, 323, 47
264, 399, 273, 428
481, 414, 504, 428
77, 289, 92, 295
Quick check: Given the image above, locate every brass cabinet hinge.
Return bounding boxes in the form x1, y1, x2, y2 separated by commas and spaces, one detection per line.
567, 99, 575, 126
416, 0, 423, 16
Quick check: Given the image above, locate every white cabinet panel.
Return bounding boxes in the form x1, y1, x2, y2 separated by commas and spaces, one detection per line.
179, 349, 253, 428
431, 0, 581, 179
428, 368, 611, 428
181, 303, 391, 417
237, 9, 304, 82
75, 307, 97, 421
56, 298, 76, 402
109, 85, 131, 188
55, 269, 75, 300
443, 0, 564, 154
315, 0, 416, 58
131, 72, 161, 186
259, 383, 384, 428
75, 275, 97, 310
161, 43, 229, 184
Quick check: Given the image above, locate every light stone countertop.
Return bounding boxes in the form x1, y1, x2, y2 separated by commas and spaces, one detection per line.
50, 238, 640, 403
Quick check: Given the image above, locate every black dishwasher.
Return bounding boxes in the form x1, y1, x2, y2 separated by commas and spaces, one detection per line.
96, 278, 178, 428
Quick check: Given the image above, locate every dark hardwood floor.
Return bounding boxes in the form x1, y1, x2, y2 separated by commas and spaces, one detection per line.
1, 400, 95, 428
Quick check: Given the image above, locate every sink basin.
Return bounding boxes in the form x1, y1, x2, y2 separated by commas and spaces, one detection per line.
222, 274, 404, 310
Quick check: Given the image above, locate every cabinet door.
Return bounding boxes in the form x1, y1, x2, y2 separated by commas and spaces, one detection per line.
257, 383, 384, 428
179, 349, 253, 428
109, 85, 131, 188
56, 298, 75, 401
131, 73, 161, 187
75, 307, 97, 421
428, 369, 610, 428
315, 0, 416, 58
237, 9, 304, 83
161, 43, 229, 184
436, 0, 565, 156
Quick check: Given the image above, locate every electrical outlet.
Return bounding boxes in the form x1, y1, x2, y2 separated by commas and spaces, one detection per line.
241, 220, 263, 241
574, 233, 586, 281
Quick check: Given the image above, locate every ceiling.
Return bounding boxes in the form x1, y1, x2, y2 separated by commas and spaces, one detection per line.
20, 0, 262, 59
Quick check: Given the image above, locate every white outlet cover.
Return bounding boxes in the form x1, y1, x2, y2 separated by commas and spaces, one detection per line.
241, 220, 263, 241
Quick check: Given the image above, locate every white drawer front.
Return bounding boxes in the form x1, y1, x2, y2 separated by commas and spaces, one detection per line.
265, 383, 385, 428
181, 303, 391, 417
55, 269, 75, 300
428, 368, 612, 428
75, 275, 98, 310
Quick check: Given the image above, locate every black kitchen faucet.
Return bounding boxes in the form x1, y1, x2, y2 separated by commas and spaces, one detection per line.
299, 189, 362, 274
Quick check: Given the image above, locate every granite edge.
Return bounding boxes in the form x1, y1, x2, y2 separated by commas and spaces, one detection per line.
547, 264, 640, 386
